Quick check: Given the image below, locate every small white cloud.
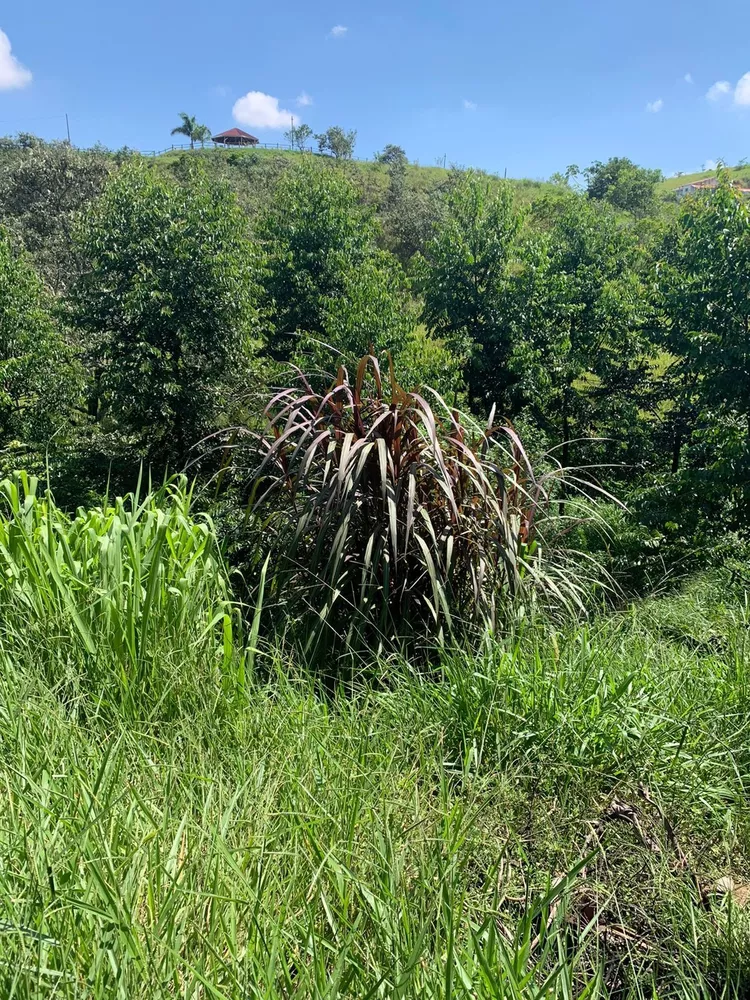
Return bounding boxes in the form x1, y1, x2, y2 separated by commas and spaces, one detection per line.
0, 29, 32, 91
296, 91, 313, 107
706, 80, 731, 101
684, 72, 693, 84
330, 25, 348, 38
703, 159, 718, 171
212, 85, 230, 98
646, 98, 664, 113
233, 91, 295, 129
735, 71, 750, 106
463, 99, 477, 111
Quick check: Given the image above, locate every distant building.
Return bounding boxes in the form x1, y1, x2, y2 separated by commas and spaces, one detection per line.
675, 176, 750, 199
211, 128, 259, 147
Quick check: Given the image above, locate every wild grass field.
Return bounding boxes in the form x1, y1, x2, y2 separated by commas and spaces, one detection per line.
1, 477, 750, 998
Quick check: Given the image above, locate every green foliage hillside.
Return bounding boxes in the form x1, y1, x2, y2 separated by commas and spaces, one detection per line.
156, 143, 558, 205
2, 132, 750, 994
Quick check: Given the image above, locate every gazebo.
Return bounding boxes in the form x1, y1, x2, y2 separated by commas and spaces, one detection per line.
211, 128, 259, 147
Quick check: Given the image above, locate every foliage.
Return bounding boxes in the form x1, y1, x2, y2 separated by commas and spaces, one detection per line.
2, 493, 750, 995
526, 194, 655, 470
417, 171, 535, 414
394, 325, 467, 401
314, 125, 357, 159
584, 156, 663, 217
0, 472, 235, 712
69, 160, 261, 471
660, 175, 750, 423
249, 354, 593, 665
170, 111, 211, 149
376, 143, 408, 167
5, 131, 750, 998
256, 160, 410, 364
283, 121, 313, 150
0, 135, 112, 290
379, 149, 442, 264
0, 228, 81, 470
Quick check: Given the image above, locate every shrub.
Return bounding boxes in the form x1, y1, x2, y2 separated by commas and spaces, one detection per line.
249, 354, 596, 667
0, 227, 81, 473
69, 160, 262, 473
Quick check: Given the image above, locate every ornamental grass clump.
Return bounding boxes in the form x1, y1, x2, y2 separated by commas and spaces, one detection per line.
251, 354, 593, 664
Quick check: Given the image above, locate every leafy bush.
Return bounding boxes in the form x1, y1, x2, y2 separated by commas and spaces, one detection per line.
256, 159, 410, 365
69, 160, 261, 473
0, 228, 82, 473
249, 354, 596, 666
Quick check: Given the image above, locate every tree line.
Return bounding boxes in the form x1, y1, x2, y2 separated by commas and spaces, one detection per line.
1, 133, 749, 574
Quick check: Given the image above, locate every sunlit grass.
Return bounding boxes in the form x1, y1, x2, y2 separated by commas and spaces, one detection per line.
1, 481, 749, 997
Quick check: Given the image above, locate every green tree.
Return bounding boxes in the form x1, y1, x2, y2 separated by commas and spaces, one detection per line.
0, 136, 112, 290
377, 143, 438, 264
584, 157, 663, 217
529, 195, 653, 468
0, 228, 80, 467
416, 171, 532, 414
658, 171, 750, 516
314, 126, 357, 159
257, 160, 410, 364
284, 122, 313, 150
69, 161, 261, 468
170, 113, 210, 150
376, 144, 408, 167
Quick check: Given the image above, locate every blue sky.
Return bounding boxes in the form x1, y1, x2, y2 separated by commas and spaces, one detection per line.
1, 0, 749, 178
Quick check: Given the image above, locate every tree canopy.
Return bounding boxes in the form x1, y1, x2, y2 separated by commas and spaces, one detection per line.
584, 157, 663, 217
70, 161, 261, 467
257, 160, 409, 365
0, 228, 81, 467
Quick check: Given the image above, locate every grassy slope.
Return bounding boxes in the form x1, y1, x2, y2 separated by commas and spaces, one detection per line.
160, 146, 750, 207
659, 164, 750, 194
156, 146, 559, 206
1, 483, 750, 997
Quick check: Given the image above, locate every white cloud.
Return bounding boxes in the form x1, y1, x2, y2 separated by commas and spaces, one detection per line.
646, 98, 664, 113
296, 91, 313, 107
463, 99, 477, 111
0, 29, 32, 91
705, 73, 750, 106
703, 159, 718, 171
233, 91, 295, 129
330, 25, 348, 38
684, 72, 693, 84
706, 80, 731, 101
735, 71, 750, 106
212, 84, 230, 98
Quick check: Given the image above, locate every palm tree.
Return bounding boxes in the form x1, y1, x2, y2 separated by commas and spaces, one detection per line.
194, 124, 212, 148
170, 112, 210, 150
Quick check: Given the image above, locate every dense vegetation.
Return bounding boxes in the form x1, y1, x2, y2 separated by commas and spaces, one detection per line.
2, 133, 750, 996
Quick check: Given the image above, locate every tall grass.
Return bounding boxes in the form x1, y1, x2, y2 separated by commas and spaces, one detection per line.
2, 584, 750, 997
1, 481, 750, 996
0, 472, 238, 714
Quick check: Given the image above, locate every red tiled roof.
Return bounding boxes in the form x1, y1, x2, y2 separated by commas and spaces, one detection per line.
212, 128, 259, 141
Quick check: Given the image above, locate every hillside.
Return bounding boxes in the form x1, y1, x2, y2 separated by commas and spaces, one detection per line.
156, 144, 560, 206
659, 163, 750, 194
